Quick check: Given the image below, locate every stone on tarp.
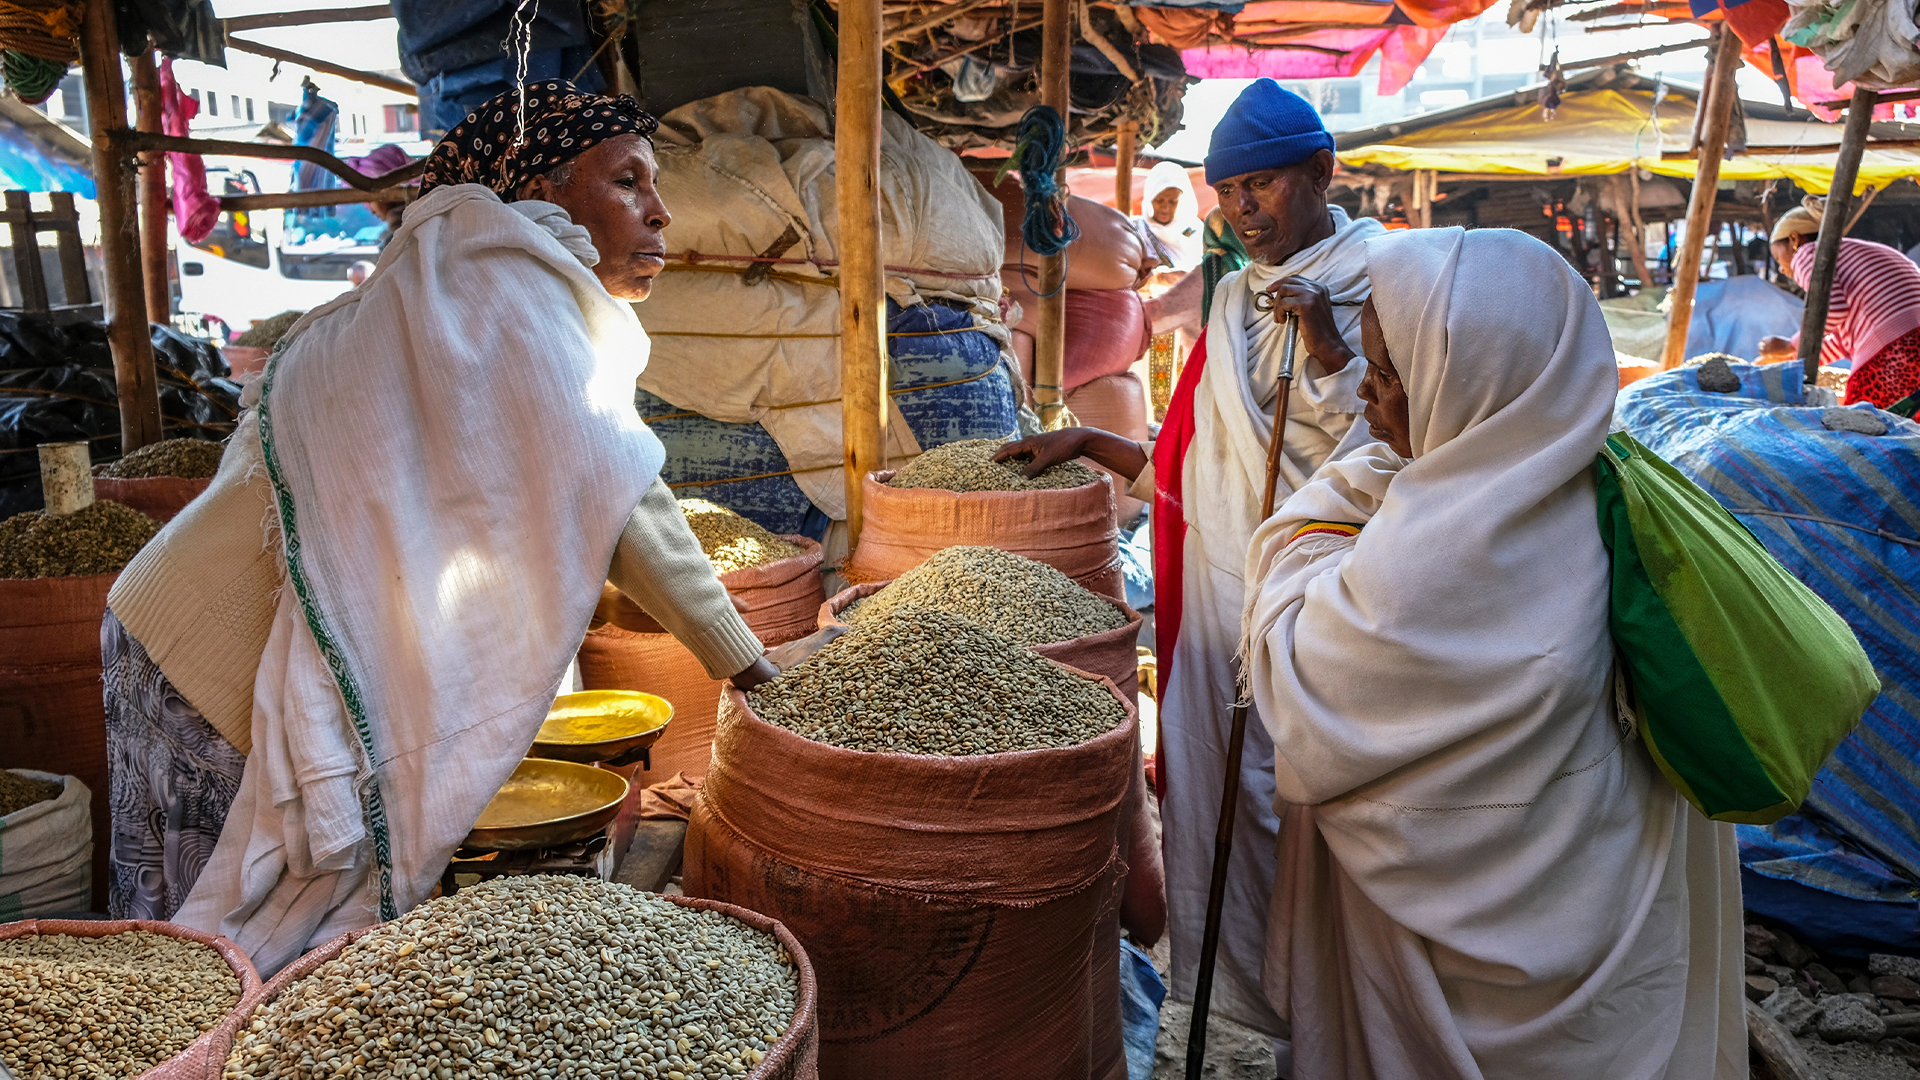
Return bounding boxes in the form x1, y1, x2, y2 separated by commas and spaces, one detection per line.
1746, 924, 1779, 959
1874, 975, 1920, 1002
1871, 954, 1920, 981
1762, 986, 1823, 1038
1818, 994, 1887, 1044
1773, 929, 1817, 970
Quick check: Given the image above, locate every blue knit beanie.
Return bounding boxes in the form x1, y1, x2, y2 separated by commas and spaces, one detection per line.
1204, 80, 1335, 186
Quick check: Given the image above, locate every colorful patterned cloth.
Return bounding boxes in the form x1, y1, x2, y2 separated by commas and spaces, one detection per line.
101, 609, 245, 922
419, 79, 658, 200
1847, 326, 1920, 412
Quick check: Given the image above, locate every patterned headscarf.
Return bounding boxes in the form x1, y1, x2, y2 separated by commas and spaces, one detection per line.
419, 80, 658, 200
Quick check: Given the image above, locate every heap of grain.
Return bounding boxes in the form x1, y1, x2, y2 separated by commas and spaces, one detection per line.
0, 930, 242, 1077
844, 545, 1125, 646
224, 876, 799, 1080
680, 497, 801, 573
99, 437, 224, 480
750, 607, 1125, 756
232, 310, 304, 349
0, 770, 61, 818
887, 437, 1099, 493
0, 501, 160, 578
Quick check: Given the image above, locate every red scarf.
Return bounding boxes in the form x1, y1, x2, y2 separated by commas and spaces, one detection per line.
1148, 328, 1210, 798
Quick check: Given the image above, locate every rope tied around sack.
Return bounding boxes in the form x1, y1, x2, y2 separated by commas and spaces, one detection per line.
1012, 106, 1077, 298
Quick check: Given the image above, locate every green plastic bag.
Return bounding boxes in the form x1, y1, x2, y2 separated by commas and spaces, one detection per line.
1594, 432, 1879, 824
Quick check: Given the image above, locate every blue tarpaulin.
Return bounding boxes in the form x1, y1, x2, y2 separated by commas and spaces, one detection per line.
1615, 361, 1920, 954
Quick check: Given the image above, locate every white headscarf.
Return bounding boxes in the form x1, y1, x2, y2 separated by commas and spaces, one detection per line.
1137, 160, 1203, 270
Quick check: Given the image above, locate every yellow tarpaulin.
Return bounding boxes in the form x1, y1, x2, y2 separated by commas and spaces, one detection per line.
1337, 88, 1920, 194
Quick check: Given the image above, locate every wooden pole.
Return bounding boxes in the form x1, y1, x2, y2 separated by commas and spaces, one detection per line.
223, 38, 415, 96
80, 0, 163, 451
837, 0, 887, 544
1661, 27, 1742, 370
1115, 121, 1136, 215
1033, 0, 1072, 427
1796, 86, 1877, 384
130, 49, 169, 325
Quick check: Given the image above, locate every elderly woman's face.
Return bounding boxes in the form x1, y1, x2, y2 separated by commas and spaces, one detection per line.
1357, 298, 1413, 458
1151, 188, 1182, 226
519, 134, 670, 301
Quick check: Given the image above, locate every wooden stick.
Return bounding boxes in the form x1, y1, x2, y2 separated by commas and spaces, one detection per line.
1079, 0, 1139, 83
1561, 37, 1712, 70
838, 0, 888, 545
130, 49, 170, 325
1796, 86, 1877, 384
220, 186, 415, 212
1661, 27, 1741, 370
1664, 138, 1920, 158
120, 132, 426, 191
80, 0, 163, 451
884, 0, 997, 43
907, 16, 1045, 72
224, 37, 414, 95
1033, 0, 1072, 428
49, 193, 90, 308
1744, 1000, 1821, 1080
1115, 121, 1136, 215
222, 5, 391, 32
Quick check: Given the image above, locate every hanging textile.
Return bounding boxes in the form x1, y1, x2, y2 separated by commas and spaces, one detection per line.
291, 79, 341, 193
158, 58, 217, 244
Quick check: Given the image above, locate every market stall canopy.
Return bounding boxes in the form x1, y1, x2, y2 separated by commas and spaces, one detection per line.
1146, 0, 1498, 94
0, 96, 94, 197
1335, 68, 1920, 192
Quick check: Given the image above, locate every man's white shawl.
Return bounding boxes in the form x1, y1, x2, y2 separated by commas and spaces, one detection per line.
1242, 227, 1744, 1079
1159, 206, 1383, 1033
177, 185, 665, 975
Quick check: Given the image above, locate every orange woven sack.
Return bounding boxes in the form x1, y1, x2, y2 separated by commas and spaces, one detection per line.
819, 583, 1164, 945
0, 916, 264, 1079
577, 538, 822, 782
686, 677, 1135, 1080
844, 472, 1123, 600
91, 476, 212, 523
185, 895, 820, 1080
0, 572, 116, 910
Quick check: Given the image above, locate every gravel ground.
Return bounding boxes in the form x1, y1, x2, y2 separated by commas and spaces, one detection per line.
1801, 1041, 1920, 1080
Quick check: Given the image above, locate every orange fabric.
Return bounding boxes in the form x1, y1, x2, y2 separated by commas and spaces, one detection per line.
1393, 0, 1502, 29
1135, 5, 1220, 48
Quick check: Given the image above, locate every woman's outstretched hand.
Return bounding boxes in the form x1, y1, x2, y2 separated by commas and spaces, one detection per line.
994, 428, 1148, 482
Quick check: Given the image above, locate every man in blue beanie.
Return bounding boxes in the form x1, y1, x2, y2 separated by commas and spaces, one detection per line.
998, 79, 1384, 1068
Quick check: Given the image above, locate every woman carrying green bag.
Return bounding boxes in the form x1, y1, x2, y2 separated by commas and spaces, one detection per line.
1239, 227, 1751, 1079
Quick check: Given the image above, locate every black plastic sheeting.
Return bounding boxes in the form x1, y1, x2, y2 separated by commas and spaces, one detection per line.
0, 316, 240, 518
118, 0, 225, 66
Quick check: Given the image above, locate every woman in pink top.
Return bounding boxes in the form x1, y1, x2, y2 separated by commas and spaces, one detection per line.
1761, 210, 1920, 411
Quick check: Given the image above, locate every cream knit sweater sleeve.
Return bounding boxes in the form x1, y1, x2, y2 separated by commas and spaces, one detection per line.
606, 478, 766, 680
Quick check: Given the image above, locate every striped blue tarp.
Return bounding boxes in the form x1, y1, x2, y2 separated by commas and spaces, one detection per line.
1615, 361, 1920, 951
636, 297, 1018, 538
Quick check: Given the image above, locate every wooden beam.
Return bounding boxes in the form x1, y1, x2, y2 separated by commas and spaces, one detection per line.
1560, 37, 1711, 71
222, 5, 391, 32
80, 0, 163, 451
130, 50, 169, 325
1745, 1000, 1821, 1080
1664, 138, 1920, 158
838, 0, 888, 544
884, 0, 997, 44
220, 186, 415, 212
1797, 86, 1877, 384
1662, 28, 1741, 370
1115, 121, 1136, 215
120, 131, 425, 191
1033, 0, 1072, 428
223, 37, 413, 95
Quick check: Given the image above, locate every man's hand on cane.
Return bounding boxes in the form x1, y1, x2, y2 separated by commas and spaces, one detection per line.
1257, 277, 1353, 379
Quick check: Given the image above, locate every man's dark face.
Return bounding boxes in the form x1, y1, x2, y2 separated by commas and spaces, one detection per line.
1211, 149, 1335, 266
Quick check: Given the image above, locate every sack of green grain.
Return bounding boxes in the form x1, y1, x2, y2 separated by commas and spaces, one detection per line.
686, 610, 1134, 1079
844, 450, 1122, 600
91, 438, 226, 523
817, 548, 1163, 945
0, 770, 91, 919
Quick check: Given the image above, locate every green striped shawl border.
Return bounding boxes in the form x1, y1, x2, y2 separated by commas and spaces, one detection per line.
255, 346, 399, 922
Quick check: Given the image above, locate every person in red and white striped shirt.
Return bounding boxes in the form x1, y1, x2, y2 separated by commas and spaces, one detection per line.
1759, 209, 1920, 411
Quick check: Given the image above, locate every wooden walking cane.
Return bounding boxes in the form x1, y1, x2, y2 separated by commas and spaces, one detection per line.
1186, 301, 1300, 1080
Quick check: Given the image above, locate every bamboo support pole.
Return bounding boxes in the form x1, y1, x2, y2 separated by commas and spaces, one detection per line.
1796, 86, 1877, 384
130, 49, 169, 325
1661, 27, 1742, 370
1033, 0, 1072, 428
838, 0, 888, 544
220, 187, 416, 212
1115, 122, 1136, 215
222, 5, 391, 32
223, 38, 414, 95
121, 132, 426, 190
80, 0, 163, 451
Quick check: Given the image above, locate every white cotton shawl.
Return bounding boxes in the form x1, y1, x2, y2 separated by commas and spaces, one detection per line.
1158, 207, 1383, 1034
1139, 161, 1203, 271
1242, 228, 1744, 1079
176, 185, 665, 975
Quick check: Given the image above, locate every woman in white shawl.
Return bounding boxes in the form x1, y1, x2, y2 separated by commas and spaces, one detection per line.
1242, 227, 1744, 1078
1134, 160, 1205, 271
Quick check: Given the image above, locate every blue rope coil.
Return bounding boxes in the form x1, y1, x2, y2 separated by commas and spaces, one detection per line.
1015, 105, 1078, 262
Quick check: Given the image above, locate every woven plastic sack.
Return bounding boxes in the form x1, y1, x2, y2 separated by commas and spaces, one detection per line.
0, 916, 264, 1080
845, 471, 1123, 600
0, 571, 116, 909
819, 583, 1163, 945
686, 676, 1134, 1080
91, 475, 212, 522
1595, 432, 1880, 823
0, 770, 91, 919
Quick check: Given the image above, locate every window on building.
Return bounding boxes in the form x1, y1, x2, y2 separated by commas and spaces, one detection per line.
53, 74, 82, 123
231, 95, 241, 118
206, 92, 216, 116
246, 98, 255, 122
383, 104, 418, 133
188, 88, 199, 104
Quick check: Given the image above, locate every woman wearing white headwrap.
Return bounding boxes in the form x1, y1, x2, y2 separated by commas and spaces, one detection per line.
1134, 160, 1205, 271
1242, 227, 1744, 1079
